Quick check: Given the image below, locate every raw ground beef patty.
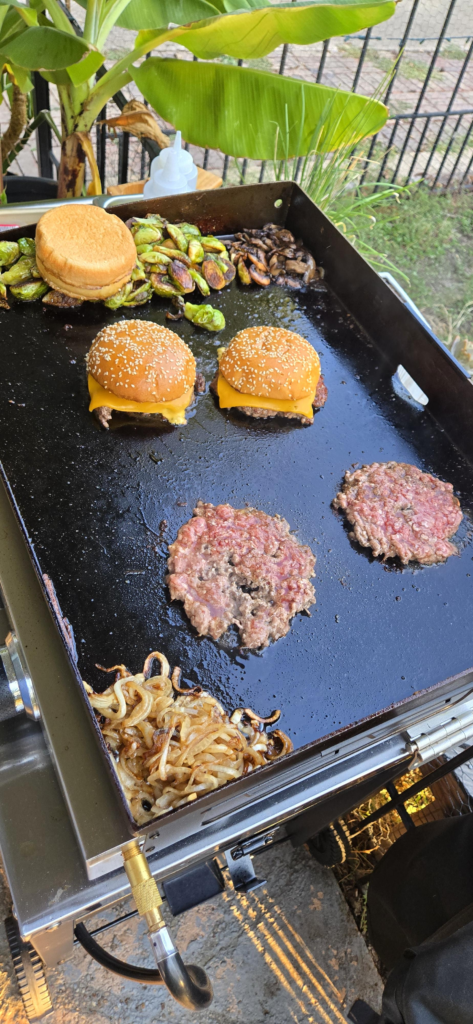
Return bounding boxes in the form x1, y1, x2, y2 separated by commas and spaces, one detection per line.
333, 462, 463, 565
167, 501, 316, 648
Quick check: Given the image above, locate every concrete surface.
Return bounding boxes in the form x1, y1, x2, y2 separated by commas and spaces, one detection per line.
0, 844, 383, 1024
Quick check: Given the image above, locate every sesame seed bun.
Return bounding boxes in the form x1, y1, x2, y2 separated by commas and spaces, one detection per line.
36, 205, 136, 300
219, 326, 321, 402
86, 320, 196, 403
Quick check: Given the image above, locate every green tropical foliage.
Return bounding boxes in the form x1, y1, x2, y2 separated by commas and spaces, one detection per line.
0, 0, 396, 196
132, 58, 388, 160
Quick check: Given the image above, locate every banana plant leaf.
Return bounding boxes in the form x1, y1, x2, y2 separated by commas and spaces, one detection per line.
223, 0, 270, 9
117, 0, 222, 30
67, 49, 104, 85
132, 57, 388, 159
0, 0, 37, 26
71, 0, 227, 23
0, 26, 90, 69
2, 60, 33, 91
136, 0, 395, 61
0, 5, 27, 47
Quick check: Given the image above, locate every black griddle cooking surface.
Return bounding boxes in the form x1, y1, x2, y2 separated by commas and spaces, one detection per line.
1, 269, 473, 753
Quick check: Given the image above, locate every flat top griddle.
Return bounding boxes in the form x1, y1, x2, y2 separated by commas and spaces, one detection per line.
1, 235, 472, 754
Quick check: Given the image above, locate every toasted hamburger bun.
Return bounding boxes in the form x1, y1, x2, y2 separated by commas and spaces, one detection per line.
36, 204, 136, 300
87, 320, 196, 403
219, 326, 321, 401
35, 255, 132, 301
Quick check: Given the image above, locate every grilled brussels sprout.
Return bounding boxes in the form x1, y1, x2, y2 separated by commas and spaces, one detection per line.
1, 256, 39, 285
200, 236, 227, 254
150, 273, 182, 298
145, 247, 173, 265
0, 241, 20, 266
9, 279, 49, 301
188, 239, 204, 264
237, 259, 251, 285
145, 214, 166, 226
184, 302, 225, 331
189, 267, 210, 296
124, 281, 153, 306
140, 251, 172, 267
214, 256, 236, 284
168, 260, 195, 294
166, 224, 188, 252
177, 222, 201, 238
131, 260, 148, 282
103, 282, 134, 309
202, 258, 226, 290
18, 237, 36, 257
132, 224, 163, 246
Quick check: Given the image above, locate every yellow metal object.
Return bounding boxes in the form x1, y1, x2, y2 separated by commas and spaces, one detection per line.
123, 841, 164, 930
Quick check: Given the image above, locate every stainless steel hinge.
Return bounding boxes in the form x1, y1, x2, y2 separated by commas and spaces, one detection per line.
406, 698, 473, 762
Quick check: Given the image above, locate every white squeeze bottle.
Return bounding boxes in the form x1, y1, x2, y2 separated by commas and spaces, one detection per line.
143, 131, 198, 198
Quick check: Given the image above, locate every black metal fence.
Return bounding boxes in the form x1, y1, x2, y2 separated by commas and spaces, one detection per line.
29, 0, 473, 192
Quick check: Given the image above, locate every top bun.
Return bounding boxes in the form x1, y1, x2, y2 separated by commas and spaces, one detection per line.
219, 326, 320, 401
36, 205, 136, 297
87, 321, 196, 403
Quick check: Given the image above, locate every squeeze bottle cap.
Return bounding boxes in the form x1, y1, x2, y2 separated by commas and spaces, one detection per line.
143, 138, 189, 197
147, 130, 198, 193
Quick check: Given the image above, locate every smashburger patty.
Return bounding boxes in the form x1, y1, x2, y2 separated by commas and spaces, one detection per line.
93, 373, 206, 429
210, 373, 328, 422
167, 501, 316, 648
333, 461, 462, 565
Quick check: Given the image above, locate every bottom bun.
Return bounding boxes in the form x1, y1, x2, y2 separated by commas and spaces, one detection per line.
36, 255, 132, 301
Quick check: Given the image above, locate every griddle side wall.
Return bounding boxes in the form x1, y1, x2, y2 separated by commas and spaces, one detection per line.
286, 186, 473, 465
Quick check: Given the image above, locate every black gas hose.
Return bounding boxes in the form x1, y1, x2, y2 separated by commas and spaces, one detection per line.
75, 921, 213, 1010
74, 922, 164, 984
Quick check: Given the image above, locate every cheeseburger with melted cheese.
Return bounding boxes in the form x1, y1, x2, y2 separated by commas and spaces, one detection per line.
86, 320, 198, 429
211, 325, 327, 424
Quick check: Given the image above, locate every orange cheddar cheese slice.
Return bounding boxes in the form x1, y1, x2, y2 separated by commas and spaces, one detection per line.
216, 373, 317, 420
88, 375, 193, 426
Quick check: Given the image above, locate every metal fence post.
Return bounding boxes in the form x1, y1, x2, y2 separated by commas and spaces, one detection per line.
389, 0, 458, 183
423, 37, 473, 182
445, 118, 473, 187
33, 72, 54, 180
360, 0, 423, 186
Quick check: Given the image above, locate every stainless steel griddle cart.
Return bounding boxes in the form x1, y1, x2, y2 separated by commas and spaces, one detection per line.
1, 183, 473, 1019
